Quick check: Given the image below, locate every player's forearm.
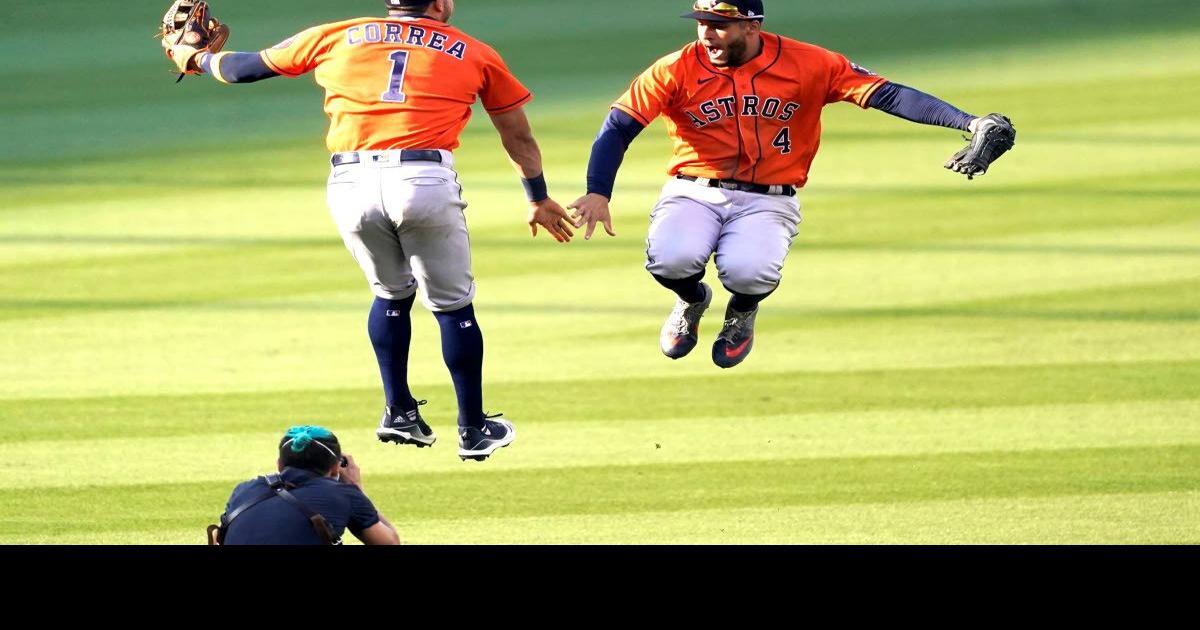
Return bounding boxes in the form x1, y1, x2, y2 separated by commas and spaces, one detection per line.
499, 131, 544, 180
586, 109, 646, 199
490, 109, 553, 201
491, 109, 546, 178
498, 132, 552, 201
868, 82, 975, 131
197, 51, 281, 84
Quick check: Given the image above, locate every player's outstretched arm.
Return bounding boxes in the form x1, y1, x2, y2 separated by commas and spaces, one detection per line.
195, 52, 281, 84
157, 3, 290, 84
489, 107, 576, 243
568, 109, 646, 240
161, 28, 282, 84
866, 83, 1015, 179
867, 82, 978, 131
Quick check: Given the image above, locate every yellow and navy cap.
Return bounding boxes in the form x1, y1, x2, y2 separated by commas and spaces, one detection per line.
682, 0, 766, 23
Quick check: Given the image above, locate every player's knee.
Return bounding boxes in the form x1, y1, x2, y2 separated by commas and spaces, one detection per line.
719, 262, 781, 296
371, 278, 418, 301
645, 246, 708, 280
423, 282, 476, 313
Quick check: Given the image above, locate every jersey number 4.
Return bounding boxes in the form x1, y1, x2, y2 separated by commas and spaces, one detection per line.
381, 50, 410, 103
772, 127, 793, 155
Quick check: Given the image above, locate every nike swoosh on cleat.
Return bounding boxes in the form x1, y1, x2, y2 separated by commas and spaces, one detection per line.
724, 336, 752, 358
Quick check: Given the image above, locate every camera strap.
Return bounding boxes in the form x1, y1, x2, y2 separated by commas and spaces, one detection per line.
209, 473, 341, 545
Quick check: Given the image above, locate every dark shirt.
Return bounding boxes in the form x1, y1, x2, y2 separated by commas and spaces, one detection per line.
222, 467, 380, 545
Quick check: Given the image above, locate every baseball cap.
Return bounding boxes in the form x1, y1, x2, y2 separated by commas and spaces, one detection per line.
682, 0, 766, 23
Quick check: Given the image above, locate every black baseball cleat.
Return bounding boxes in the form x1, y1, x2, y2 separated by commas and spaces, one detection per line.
376, 400, 436, 447
458, 414, 516, 462
660, 282, 713, 360
712, 304, 758, 369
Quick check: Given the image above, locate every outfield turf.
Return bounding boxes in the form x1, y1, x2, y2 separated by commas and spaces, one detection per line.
1, 0, 1197, 544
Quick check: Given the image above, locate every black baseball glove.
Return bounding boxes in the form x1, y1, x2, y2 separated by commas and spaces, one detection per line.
945, 114, 1016, 180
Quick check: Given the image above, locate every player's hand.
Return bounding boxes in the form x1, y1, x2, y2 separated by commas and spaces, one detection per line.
567, 193, 617, 240
162, 38, 203, 73
338, 453, 363, 489
528, 198, 575, 243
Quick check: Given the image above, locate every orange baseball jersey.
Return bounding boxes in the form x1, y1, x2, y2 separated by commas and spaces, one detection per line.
256, 17, 532, 152
613, 32, 887, 188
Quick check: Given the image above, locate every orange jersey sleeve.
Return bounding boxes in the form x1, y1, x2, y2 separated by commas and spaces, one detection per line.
260, 27, 331, 77
478, 46, 532, 114
613, 51, 685, 126
824, 51, 888, 108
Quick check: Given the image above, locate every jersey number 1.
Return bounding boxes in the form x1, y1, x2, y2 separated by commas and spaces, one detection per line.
772, 127, 793, 155
381, 50, 409, 103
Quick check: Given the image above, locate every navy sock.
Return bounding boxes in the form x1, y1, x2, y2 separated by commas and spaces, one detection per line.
728, 287, 775, 312
367, 296, 417, 412
434, 304, 485, 429
653, 271, 707, 304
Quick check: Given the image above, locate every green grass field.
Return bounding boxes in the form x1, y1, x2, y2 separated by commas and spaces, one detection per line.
1, 0, 1198, 544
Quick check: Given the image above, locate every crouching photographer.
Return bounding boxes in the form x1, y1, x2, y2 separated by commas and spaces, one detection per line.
209, 425, 400, 545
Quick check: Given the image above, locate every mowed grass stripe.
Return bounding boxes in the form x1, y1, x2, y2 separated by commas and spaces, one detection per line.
3, 490, 1196, 545
2, 260, 1195, 330
588, 276, 1200, 332
3, 224, 1195, 317
1, 444, 1195, 538
1, 308, 1194, 400
396, 491, 1200, 545
4, 239, 1193, 325
3, 400, 1197, 489
0, 360, 1195, 443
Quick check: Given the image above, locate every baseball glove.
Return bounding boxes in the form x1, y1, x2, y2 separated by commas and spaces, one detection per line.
157, 1, 230, 81
944, 113, 1016, 180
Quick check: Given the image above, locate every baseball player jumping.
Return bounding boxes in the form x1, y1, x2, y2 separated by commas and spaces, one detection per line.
570, 0, 1016, 368
159, 0, 578, 461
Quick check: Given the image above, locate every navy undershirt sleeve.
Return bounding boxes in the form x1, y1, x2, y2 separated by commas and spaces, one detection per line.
200, 51, 280, 83
585, 109, 647, 199
868, 82, 975, 131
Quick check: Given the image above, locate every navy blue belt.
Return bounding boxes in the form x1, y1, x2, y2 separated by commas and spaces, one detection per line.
676, 174, 795, 197
331, 150, 443, 167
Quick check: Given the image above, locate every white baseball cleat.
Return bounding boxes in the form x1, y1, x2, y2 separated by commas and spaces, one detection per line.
376, 400, 437, 447
458, 414, 516, 462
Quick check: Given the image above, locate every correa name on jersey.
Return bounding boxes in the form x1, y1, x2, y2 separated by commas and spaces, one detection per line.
345, 22, 467, 60
685, 95, 801, 129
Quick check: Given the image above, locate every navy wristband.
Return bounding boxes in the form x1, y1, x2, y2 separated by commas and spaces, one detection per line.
522, 173, 549, 202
